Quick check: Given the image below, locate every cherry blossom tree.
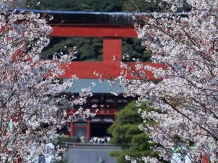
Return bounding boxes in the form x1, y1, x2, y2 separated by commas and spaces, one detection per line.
115, 0, 218, 162
0, 1, 94, 162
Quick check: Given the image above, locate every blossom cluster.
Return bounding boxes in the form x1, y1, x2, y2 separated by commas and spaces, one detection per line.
0, 1, 93, 162
116, 0, 218, 162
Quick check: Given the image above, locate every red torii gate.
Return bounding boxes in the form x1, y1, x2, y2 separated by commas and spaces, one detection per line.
48, 11, 163, 141
48, 11, 162, 79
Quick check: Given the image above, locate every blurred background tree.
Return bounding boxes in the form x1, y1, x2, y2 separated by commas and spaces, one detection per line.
26, 0, 161, 12
25, 0, 163, 61
41, 37, 103, 61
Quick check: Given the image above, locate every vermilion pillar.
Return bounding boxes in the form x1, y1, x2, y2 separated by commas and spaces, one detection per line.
15, 158, 21, 163
87, 120, 90, 140
202, 154, 210, 163
69, 122, 74, 137
103, 37, 122, 62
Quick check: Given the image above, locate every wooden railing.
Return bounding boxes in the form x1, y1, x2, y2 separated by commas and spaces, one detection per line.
65, 108, 117, 115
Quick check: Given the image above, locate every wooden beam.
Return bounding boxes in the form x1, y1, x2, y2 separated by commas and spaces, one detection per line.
103, 38, 122, 61
60, 62, 162, 80
49, 24, 163, 80
50, 25, 137, 37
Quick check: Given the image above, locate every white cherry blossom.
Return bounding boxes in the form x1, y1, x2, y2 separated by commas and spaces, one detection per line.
117, 0, 218, 162
0, 1, 94, 162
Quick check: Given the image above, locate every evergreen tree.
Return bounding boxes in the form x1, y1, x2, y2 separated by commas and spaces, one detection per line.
26, 0, 124, 12
108, 101, 164, 163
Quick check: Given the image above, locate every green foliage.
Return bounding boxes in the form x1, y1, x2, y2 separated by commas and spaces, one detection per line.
26, 0, 162, 12
26, 0, 123, 11
122, 0, 162, 12
41, 37, 103, 61
57, 136, 77, 148
108, 101, 161, 163
122, 38, 151, 62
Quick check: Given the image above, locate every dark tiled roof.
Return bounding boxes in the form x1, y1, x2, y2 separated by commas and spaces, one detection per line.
22, 10, 188, 25
14, 9, 188, 25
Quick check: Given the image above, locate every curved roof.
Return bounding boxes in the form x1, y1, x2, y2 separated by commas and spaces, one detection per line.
38, 10, 137, 25
17, 9, 188, 25
10, 8, 188, 25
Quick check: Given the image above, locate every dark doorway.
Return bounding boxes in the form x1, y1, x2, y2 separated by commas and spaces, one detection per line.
90, 123, 112, 137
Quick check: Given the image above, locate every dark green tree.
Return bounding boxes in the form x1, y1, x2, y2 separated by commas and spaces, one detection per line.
26, 0, 124, 12
122, 0, 162, 12
108, 101, 163, 163
26, 0, 163, 12
41, 37, 103, 61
